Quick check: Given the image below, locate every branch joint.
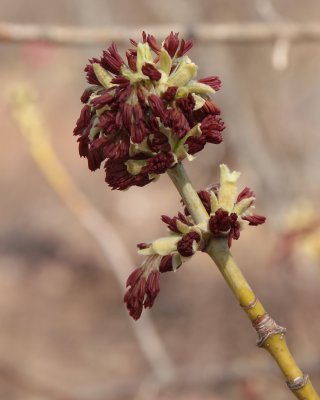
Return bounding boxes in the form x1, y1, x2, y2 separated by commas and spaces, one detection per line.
241, 297, 258, 310
287, 374, 309, 391
252, 313, 287, 347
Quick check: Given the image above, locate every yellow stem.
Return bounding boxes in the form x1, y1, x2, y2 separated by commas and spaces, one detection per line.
168, 163, 319, 400
167, 163, 208, 225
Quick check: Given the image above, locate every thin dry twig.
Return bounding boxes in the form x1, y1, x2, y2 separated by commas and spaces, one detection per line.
255, 0, 291, 70
7, 84, 175, 387
1, 21, 320, 45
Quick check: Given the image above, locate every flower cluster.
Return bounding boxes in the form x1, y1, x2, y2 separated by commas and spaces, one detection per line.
124, 164, 266, 319
74, 32, 224, 190
206, 165, 266, 247
125, 212, 206, 319
124, 255, 180, 320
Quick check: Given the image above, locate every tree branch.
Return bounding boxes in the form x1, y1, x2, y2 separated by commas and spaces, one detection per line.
0, 22, 320, 45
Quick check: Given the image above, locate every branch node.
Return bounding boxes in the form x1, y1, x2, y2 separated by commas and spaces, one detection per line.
287, 374, 309, 391
241, 297, 257, 310
252, 313, 287, 347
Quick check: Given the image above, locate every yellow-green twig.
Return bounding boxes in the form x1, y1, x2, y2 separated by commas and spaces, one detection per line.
168, 162, 319, 400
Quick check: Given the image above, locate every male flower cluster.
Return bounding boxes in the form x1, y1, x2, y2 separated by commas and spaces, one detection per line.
74, 32, 224, 190
124, 164, 266, 319
124, 212, 206, 319
206, 164, 266, 247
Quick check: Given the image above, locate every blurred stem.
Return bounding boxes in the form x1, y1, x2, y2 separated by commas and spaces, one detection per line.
9, 85, 176, 385
168, 162, 319, 400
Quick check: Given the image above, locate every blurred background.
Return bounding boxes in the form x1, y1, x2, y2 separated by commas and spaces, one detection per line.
1, 1, 320, 399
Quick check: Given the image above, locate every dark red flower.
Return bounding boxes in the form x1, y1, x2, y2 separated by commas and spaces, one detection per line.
176, 39, 193, 57
100, 42, 124, 74
209, 209, 240, 247
200, 115, 225, 144
126, 266, 144, 287
209, 209, 232, 234
80, 87, 94, 104
162, 86, 178, 102
148, 130, 171, 153
177, 231, 201, 257
203, 100, 221, 115
131, 104, 147, 143
115, 84, 133, 103
142, 152, 174, 174
137, 87, 147, 107
198, 76, 222, 91
137, 242, 149, 250
73, 105, 92, 136
124, 267, 146, 320
228, 213, 241, 247
105, 159, 151, 190
185, 135, 206, 155
98, 111, 116, 134
242, 214, 266, 226
103, 133, 130, 159
111, 76, 130, 87
237, 187, 255, 202
126, 50, 137, 71
183, 189, 213, 216
161, 212, 191, 233
159, 255, 176, 272
148, 94, 165, 119
77, 136, 89, 158
176, 94, 195, 118
120, 103, 133, 130
163, 31, 180, 57
124, 259, 164, 320
84, 58, 100, 85
75, 31, 224, 190
144, 32, 161, 54
144, 271, 161, 308
198, 191, 211, 214
142, 63, 162, 81
86, 136, 108, 171
91, 91, 114, 109
164, 109, 190, 138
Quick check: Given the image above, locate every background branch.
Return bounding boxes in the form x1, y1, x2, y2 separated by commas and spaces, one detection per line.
1, 21, 320, 45
7, 84, 175, 387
